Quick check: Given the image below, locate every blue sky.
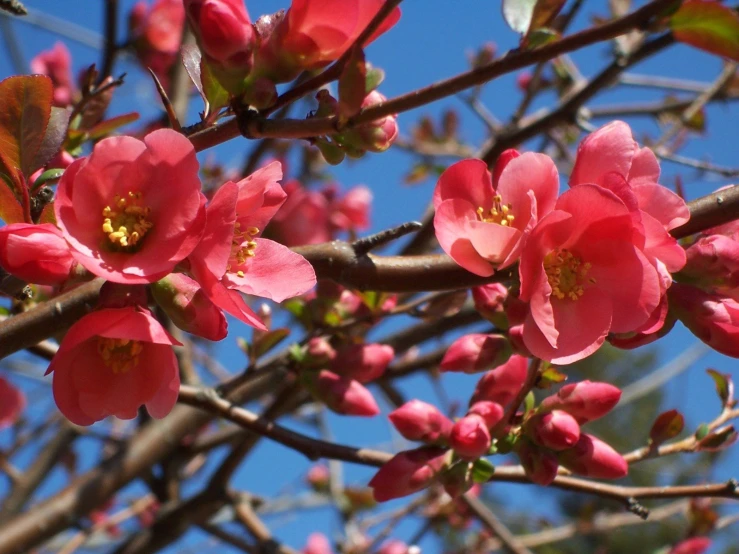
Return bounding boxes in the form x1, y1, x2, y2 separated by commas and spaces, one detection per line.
1, 0, 739, 552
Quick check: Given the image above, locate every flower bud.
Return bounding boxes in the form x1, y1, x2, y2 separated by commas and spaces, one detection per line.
668, 537, 712, 554
305, 464, 330, 491
389, 400, 453, 443
558, 434, 628, 479
517, 440, 559, 485
305, 337, 337, 366
526, 410, 580, 451
467, 401, 504, 430
471, 283, 508, 324
378, 540, 408, 554
470, 354, 528, 406
449, 415, 491, 460
440, 333, 512, 374
539, 381, 621, 424
30, 42, 75, 107
309, 370, 379, 417
669, 283, 739, 358
303, 533, 333, 554
0, 223, 75, 285
369, 446, 447, 502
332, 343, 394, 383
343, 91, 399, 153
128, 0, 185, 81
151, 273, 227, 341
680, 234, 739, 293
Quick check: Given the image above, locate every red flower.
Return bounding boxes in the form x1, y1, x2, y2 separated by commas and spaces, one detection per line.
307, 370, 379, 417
526, 410, 581, 451
332, 343, 394, 383
55, 129, 206, 284
0, 223, 75, 285
369, 446, 447, 502
519, 185, 661, 363
434, 155, 558, 276
0, 377, 25, 429
389, 400, 453, 443
47, 307, 181, 425
188, 162, 316, 329
30, 42, 75, 107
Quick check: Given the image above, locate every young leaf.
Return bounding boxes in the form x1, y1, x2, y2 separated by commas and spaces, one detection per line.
0, 75, 54, 178
31, 107, 70, 173
0, 162, 24, 223
471, 458, 496, 483
706, 368, 734, 407
695, 425, 738, 452
671, 0, 739, 62
649, 409, 685, 446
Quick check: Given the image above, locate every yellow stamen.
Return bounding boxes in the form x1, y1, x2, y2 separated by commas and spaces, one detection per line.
476, 194, 515, 226
97, 337, 143, 374
543, 249, 594, 301
101, 191, 153, 251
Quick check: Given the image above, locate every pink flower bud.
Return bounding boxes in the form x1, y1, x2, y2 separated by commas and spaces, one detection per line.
539, 381, 622, 424
471, 283, 508, 323
332, 343, 394, 383
559, 434, 628, 479
378, 540, 408, 554
440, 334, 512, 374
303, 533, 333, 554
185, 0, 255, 71
0, 377, 25, 429
30, 42, 75, 107
311, 370, 379, 417
669, 283, 739, 358
128, 0, 185, 80
680, 234, 739, 292
516, 71, 533, 92
0, 223, 75, 285
306, 464, 330, 491
347, 91, 399, 153
369, 446, 447, 502
526, 410, 580, 451
389, 400, 453, 443
467, 401, 504, 429
668, 537, 712, 554
517, 440, 559, 485
450, 415, 491, 460
470, 354, 528, 406
151, 273, 227, 341
306, 337, 337, 365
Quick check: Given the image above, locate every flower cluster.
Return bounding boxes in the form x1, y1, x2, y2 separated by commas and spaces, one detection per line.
0, 129, 316, 425
434, 121, 689, 363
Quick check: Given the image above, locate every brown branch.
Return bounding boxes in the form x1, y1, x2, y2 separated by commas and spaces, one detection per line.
462, 494, 535, 554
99, 0, 118, 82
187, 0, 676, 152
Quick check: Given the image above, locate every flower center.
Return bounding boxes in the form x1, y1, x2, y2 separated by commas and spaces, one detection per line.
477, 195, 515, 226
97, 337, 143, 374
102, 192, 153, 251
227, 223, 259, 277
543, 249, 595, 301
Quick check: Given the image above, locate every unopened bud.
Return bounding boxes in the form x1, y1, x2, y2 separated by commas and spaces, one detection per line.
558, 434, 628, 479
450, 415, 491, 460
389, 400, 453, 443
369, 447, 447, 502
539, 381, 621, 424
440, 333, 512, 374
526, 410, 581, 451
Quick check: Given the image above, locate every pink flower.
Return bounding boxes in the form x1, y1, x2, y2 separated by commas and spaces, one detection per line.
558, 434, 628, 479
434, 155, 558, 276
519, 185, 662, 363
150, 273, 227, 341
669, 283, 739, 357
55, 129, 206, 284
470, 354, 528, 407
471, 282, 508, 323
30, 42, 75, 107
389, 400, 453, 443
517, 440, 559, 485
668, 537, 712, 554
680, 233, 739, 296
188, 162, 316, 329
129, 0, 186, 79
539, 381, 621, 424
526, 410, 580, 451
449, 414, 491, 460
303, 533, 333, 554
332, 343, 394, 383
47, 307, 181, 425
260, 0, 401, 80
184, 0, 256, 73
309, 370, 379, 417
440, 333, 512, 374
369, 446, 447, 502
0, 223, 75, 285
378, 540, 409, 554
0, 377, 25, 428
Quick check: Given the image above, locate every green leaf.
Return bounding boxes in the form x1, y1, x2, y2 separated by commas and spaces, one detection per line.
471, 458, 496, 483
365, 64, 385, 94
523, 390, 536, 414
252, 328, 290, 359
695, 422, 710, 440
31, 168, 65, 192
338, 47, 367, 119
201, 59, 230, 117
671, 0, 739, 62
695, 425, 738, 452
649, 409, 684, 446
0, 75, 53, 178
538, 365, 567, 388
706, 368, 734, 407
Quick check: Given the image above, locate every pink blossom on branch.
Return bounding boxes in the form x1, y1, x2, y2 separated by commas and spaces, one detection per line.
47, 307, 181, 425
0, 223, 76, 285
433, 155, 558, 276
307, 370, 379, 417
525, 410, 581, 451
538, 381, 622, 424
55, 129, 206, 285
332, 343, 394, 383
389, 399, 453, 443
369, 446, 447, 502
30, 42, 75, 107
469, 354, 528, 407
558, 434, 628, 479
449, 414, 491, 459
518, 184, 662, 364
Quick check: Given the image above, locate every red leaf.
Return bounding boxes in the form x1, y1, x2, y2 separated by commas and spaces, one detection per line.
671, 0, 739, 62
649, 409, 685, 446
0, 75, 54, 178
0, 155, 25, 223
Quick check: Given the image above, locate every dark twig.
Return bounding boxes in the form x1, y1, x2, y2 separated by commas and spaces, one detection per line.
352, 221, 423, 255
0, 0, 26, 16
99, 0, 118, 82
